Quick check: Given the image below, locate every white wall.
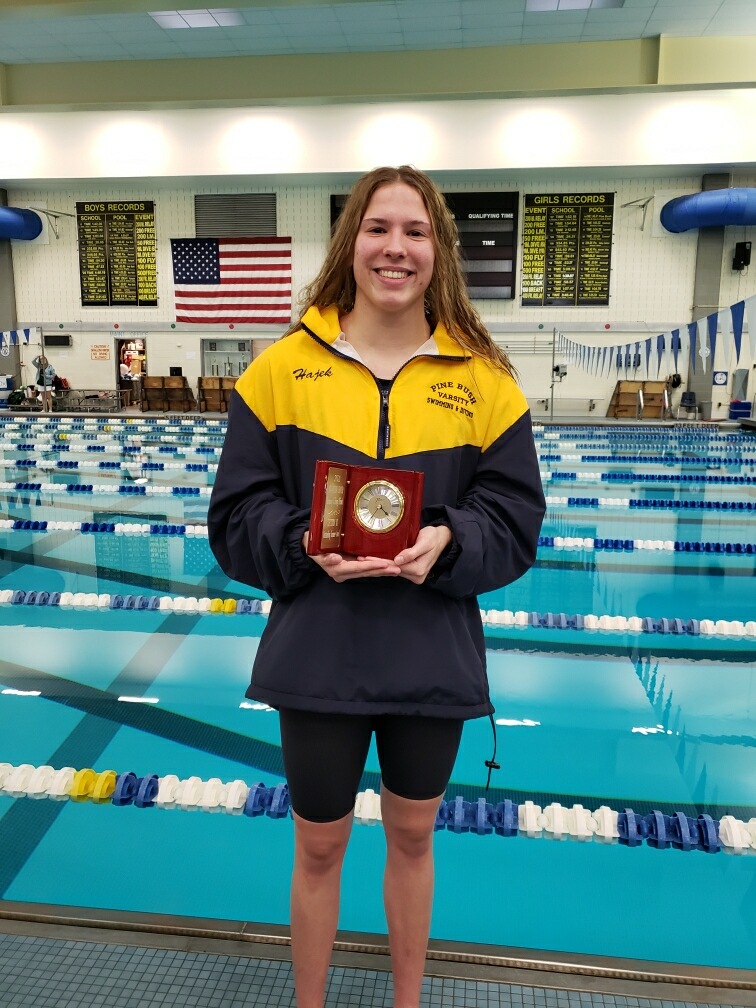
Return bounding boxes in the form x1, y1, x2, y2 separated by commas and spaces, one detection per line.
8, 170, 755, 417
3, 90, 756, 182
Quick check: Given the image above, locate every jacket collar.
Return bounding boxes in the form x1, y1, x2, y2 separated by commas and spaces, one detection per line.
299, 304, 470, 360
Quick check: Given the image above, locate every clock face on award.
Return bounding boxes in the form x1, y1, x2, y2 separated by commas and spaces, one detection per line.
353, 479, 405, 533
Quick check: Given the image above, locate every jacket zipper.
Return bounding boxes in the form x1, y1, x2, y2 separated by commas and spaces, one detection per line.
376, 379, 391, 460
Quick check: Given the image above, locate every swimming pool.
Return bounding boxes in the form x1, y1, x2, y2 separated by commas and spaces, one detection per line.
0, 415, 754, 972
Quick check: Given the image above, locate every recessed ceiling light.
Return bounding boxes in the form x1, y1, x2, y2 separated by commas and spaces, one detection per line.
526, 0, 624, 9
150, 11, 190, 28
149, 8, 244, 29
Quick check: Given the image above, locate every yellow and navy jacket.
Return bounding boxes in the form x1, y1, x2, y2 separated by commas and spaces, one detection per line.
208, 304, 545, 720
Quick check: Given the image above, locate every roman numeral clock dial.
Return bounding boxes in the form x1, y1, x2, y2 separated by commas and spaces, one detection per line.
353, 479, 405, 533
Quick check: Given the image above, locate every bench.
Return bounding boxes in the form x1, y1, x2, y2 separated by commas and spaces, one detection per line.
65, 389, 123, 413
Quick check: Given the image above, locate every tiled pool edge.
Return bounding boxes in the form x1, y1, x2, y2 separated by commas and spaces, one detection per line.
0, 902, 753, 1007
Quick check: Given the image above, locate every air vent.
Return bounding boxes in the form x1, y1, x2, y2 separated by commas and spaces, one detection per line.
194, 194, 277, 237
43, 333, 72, 347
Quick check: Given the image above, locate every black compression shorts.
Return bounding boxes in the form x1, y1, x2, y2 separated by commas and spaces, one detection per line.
278, 709, 464, 823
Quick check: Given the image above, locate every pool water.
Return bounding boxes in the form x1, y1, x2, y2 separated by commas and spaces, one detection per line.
0, 417, 754, 970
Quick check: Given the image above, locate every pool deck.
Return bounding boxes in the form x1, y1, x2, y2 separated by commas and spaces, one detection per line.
0, 905, 754, 1008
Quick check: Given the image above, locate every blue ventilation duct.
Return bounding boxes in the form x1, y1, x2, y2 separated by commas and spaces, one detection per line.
661, 187, 756, 234
0, 207, 43, 241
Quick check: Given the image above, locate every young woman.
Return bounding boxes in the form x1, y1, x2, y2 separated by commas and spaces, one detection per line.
208, 166, 545, 1008
32, 354, 56, 412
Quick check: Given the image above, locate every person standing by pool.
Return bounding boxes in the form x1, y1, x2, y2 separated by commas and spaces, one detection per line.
32, 354, 56, 412
208, 165, 545, 1008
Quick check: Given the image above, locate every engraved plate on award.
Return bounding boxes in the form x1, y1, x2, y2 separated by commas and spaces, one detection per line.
307, 460, 424, 560
318, 464, 348, 552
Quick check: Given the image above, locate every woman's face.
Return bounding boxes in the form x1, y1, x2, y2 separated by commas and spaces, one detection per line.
352, 181, 435, 318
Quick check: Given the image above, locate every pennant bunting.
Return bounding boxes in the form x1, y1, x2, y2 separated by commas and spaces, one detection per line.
656, 334, 665, 377
730, 301, 744, 363
709, 310, 717, 374
0, 327, 34, 347
688, 321, 698, 375
670, 329, 681, 371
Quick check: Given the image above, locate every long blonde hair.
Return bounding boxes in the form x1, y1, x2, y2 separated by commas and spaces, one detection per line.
285, 166, 515, 376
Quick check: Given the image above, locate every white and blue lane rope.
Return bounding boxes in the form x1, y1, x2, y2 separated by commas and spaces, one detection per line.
0, 763, 753, 855
2, 586, 755, 639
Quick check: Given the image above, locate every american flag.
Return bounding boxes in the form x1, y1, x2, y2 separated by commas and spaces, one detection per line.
171, 236, 292, 324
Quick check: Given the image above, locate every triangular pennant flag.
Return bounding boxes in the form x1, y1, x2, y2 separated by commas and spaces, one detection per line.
688, 321, 698, 374
719, 307, 732, 366
656, 333, 665, 377
645, 337, 652, 377
730, 301, 745, 363
670, 329, 681, 370
703, 312, 717, 373
634, 341, 641, 373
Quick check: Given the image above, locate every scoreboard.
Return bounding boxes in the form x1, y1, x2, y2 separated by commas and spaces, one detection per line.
521, 193, 614, 307
76, 200, 157, 308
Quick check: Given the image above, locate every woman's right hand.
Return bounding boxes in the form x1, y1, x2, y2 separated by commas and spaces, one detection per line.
302, 531, 401, 582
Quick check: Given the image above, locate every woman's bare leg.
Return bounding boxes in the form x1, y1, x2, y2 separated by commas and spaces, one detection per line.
290, 809, 353, 1008
381, 786, 442, 1008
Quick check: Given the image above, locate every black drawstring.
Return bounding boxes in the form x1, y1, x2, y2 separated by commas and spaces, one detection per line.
484, 711, 500, 791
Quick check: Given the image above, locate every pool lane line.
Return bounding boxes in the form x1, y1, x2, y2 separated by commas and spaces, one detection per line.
1, 660, 754, 830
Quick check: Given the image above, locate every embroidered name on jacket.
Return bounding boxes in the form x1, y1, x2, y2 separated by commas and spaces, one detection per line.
292, 366, 333, 382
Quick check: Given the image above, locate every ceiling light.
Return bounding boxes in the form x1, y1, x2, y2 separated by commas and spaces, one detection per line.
118, 695, 160, 703
208, 7, 244, 26
2, 688, 41, 696
526, 0, 624, 8
150, 11, 190, 28
150, 8, 244, 29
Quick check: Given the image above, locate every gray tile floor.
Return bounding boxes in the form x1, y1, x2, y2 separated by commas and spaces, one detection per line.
0, 933, 748, 1008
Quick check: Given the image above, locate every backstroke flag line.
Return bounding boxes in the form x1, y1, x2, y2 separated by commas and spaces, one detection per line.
558, 295, 756, 378
171, 237, 292, 324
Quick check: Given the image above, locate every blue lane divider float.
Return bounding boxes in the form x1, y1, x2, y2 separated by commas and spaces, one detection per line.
0, 521, 209, 536
1, 764, 753, 854
542, 471, 755, 486
0, 482, 213, 496
543, 496, 755, 512
1, 586, 754, 638
1, 520, 751, 557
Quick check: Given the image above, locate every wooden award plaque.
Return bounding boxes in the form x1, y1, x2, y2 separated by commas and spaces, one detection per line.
307, 460, 424, 560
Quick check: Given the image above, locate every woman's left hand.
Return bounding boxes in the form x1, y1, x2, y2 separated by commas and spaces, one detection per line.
390, 525, 453, 585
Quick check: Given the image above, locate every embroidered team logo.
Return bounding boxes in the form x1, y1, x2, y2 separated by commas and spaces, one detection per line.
426, 381, 477, 418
